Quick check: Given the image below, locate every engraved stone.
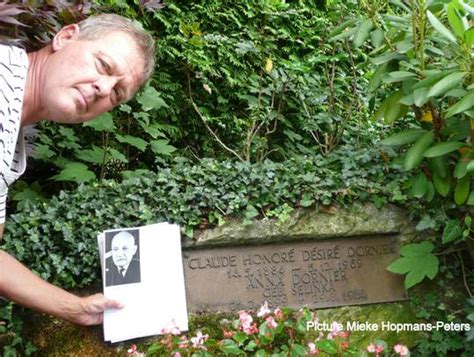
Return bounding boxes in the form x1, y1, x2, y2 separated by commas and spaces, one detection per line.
183, 235, 407, 312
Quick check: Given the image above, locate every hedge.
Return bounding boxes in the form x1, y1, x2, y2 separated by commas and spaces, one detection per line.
1, 148, 406, 289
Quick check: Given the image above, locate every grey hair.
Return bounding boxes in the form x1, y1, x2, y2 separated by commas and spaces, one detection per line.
76, 14, 155, 88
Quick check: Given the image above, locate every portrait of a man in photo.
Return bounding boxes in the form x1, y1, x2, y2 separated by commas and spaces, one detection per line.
105, 230, 141, 287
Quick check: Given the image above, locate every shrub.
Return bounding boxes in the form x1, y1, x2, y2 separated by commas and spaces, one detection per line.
2, 151, 405, 289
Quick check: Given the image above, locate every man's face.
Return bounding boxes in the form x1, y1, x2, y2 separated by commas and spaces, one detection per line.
39, 26, 145, 124
111, 232, 138, 268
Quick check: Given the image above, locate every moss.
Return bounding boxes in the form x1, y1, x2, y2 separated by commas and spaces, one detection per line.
28, 316, 118, 356
315, 302, 421, 350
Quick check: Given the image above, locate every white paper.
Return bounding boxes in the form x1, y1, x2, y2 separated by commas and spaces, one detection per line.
99, 223, 188, 342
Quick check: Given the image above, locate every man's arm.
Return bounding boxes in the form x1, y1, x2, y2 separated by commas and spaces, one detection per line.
0, 224, 122, 325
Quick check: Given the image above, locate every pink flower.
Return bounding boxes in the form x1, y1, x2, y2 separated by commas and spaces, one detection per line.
190, 331, 209, 350
178, 336, 189, 349
173, 353, 181, 357
308, 342, 318, 354
367, 342, 384, 355
257, 301, 271, 317
126, 345, 145, 357
243, 322, 258, 335
239, 311, 253, 327
127, 345, 137, 355
223, 330, 234, 338
340, 341, 349, 349
394, 344, 409, 356
266, 316, 277, 329
327, 321, 343, 339
274, 307, 284, 320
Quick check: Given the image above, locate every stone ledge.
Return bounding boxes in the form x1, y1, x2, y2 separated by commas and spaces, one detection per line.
185, 203, 417, 248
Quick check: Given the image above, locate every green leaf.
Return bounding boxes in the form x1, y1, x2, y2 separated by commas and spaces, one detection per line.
369, 63, 389, 91
316, 340, 338, 354
370, 28, 384, 48
467, 191, 474, 205
430, 156, 448, 178
445, 92, 474, 118
115, 134, 148, 151
330, 26, 357, 41
329, 18, 358, 37
411, 172, 428, 198
467, 160, 474, 173
427, 10, 457, 43
83, 112, 115, 132
404, 131, 435, 171
465, 27, 474, 46
442, 219, 463, 244
384, 91, 408, 123
290, 344, 306, 357
413, 71, 450, 89
428, 72, 465, 98
424, 181, 435, 202
413, 87, 430, 107
383, 71, 416, 83
137, 86, 169, 111
447, 4, 465, 38
454, 160, 469, 179
329, 18, 357, 37
423, 142, 466, 158
109, 148, 128, 163
149, 140, 177, 156
387, 242, 439, 289
220, 339, 243, 355
433, 172, 451, 196
52, 162, 96, 183
354, 20, 373, 47
76, 146, 107, 164
245, 205, 259, 219
381, 129, 427, 146
455, 175, 470, 205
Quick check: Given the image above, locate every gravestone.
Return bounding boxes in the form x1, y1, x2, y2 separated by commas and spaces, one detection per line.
182, 203, 415, 312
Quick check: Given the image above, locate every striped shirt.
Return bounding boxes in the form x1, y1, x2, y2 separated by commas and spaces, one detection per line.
0, 44, 28, 223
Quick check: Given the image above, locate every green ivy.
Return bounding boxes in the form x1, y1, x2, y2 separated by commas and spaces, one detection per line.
2, 150, 406, 289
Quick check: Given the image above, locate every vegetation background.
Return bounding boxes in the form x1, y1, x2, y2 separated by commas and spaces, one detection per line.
0, 0, 473, 355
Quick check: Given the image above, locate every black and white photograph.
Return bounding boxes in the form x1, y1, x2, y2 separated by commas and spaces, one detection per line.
105, 229, 141, 287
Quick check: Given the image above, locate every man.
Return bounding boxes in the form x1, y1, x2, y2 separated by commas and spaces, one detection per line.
0, 14, 155, 325
106, 231, 141, 287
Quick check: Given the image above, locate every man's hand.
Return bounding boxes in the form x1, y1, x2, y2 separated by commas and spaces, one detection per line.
69, 294, 124, 326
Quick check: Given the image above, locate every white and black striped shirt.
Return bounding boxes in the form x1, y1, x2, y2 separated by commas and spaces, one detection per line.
0, 44, 28, 223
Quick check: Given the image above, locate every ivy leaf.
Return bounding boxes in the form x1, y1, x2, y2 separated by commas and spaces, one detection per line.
244, 205, 259, 219
442, 219, 463, 244
387, 242, 439, 289
52, 162, 96, 183
83, 112, 115, 132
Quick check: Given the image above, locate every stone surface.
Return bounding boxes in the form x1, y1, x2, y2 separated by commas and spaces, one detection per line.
184, 203, 416, 248
183, 235, 407, 312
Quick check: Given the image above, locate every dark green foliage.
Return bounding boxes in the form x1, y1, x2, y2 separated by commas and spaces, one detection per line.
2, 149, 404, 289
